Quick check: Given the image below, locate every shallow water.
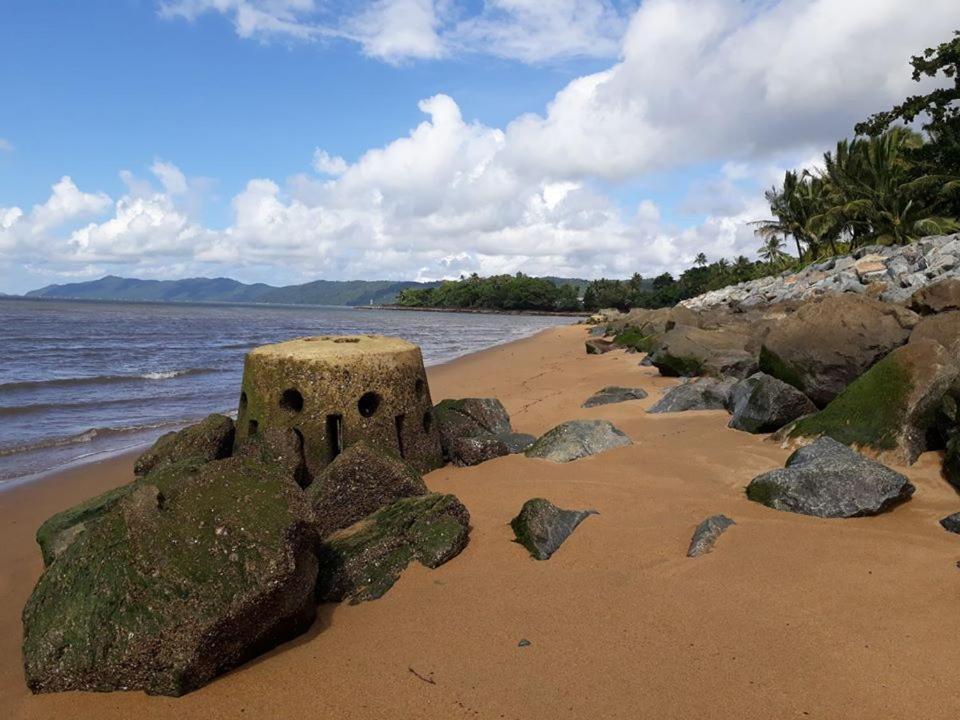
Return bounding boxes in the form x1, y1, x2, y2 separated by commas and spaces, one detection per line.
0, 298, 569, 484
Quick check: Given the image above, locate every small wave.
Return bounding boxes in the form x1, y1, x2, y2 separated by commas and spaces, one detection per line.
0, 420, 192, 458
0, 368, 220, 392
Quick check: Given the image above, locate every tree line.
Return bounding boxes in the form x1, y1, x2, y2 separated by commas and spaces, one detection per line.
395, 273, 582, 312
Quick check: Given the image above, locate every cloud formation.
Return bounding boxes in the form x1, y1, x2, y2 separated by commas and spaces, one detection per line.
5, 0, 958, 290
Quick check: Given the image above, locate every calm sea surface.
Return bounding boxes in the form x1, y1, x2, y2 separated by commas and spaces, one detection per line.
0, 298, 570, 485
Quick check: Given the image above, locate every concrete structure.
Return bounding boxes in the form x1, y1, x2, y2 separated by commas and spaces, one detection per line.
235, 335, 444, 477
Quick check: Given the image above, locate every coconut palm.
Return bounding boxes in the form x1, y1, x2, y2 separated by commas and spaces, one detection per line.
758, 236, 788, 267
694, 252, 708, 267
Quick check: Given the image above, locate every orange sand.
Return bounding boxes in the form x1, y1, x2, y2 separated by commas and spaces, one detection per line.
3, 325, 960, 719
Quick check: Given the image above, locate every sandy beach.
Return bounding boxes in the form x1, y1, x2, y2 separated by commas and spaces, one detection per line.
3, 324, 960, 719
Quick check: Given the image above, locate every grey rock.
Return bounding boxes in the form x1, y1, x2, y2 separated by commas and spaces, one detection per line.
701, 350, 760, 379
433, 397, 512, 460
510, 498, 597, 560
449, 435, 510, 467
647, 377, 738, 414
585, 338, 616, 355
639, 355, 654, 367
525, 420, 631, 463
746, 437, 915, 518
687, 515, 736, 557
581, 386, 649, 408
588, 325, 608, 337
939, 512, 960, 534
496, 432, 537, 454
728, 373, 817, 434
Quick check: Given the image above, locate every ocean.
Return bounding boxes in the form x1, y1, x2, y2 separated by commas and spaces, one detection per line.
0, 298, 570, 485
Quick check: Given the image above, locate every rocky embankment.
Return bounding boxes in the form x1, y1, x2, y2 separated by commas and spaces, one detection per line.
680, 233, 960, 311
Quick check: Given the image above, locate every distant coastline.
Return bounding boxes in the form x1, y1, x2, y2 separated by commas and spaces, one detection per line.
357, 304, 590, 317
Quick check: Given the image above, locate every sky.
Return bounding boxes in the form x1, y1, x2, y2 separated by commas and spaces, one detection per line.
0, 0, 957, 294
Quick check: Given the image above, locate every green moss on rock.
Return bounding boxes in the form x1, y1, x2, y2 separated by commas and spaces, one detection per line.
613, 328, 656, 353
316, 493, 470, 604
758, 345, 807, 394
133, 414, 235, 477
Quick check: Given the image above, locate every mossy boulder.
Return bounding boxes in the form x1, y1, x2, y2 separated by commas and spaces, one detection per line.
316, 493, 470, 604
781, 339, 960, 465
133, 414, 235, 477
23, 433, 320, 697
306, 442, 428, 539
909, 278, 960, 315
746, 437, 914, 518
727, 372, 817, 434
525, 419, 631, 463
612, 328, 657, 353
433, 397, 526, 465
759, 295, 918, 406
510, 498, 596, 560
648, 326, 755, 378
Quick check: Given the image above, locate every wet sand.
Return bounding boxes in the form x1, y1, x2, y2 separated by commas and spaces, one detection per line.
3, 324, 960, 719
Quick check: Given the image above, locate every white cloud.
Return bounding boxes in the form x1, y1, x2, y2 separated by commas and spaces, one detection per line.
312, 149, 348, 176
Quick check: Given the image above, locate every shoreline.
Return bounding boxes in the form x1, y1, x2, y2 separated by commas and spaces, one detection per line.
356, 304, 590, 317
6, 324, 960, 719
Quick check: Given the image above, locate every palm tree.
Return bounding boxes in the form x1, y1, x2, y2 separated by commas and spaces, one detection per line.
758, 236, 788, 267
751, 170, 822, 261
694, 252, 708, 267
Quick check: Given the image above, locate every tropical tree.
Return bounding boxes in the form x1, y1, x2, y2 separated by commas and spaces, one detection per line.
694, 252, 708, 267
758, 236, 788, 267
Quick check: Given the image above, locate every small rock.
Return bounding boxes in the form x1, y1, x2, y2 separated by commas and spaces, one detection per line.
647, 377, 738, 414
585, 338, 616, 355
518, 639, 532, 648
687, 515, 736, 557
939, 513, 960, 534
581, 386, 649, 408
525, 420, 631, 463
728, 373, 817, 434
511, 498, 597, 560
449, 435, 510, 467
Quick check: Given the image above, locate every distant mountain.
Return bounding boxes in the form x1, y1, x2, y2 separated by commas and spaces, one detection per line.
24, 275, 587, 307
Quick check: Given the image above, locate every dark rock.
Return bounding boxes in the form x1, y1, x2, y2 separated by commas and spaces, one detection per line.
510, 498, 597, 560
782, 339, 960, 465
306, 442, 428, 539
518, 639, 532, 647
946, 436, 960, 490
702, 350, 760, 379
133, 413, 235, 477
939, 512, 960, 534
746, 437, 915, 518
728, 373, 817, 434
647, 377, 738, 414
316, 493, 470, 604
525, 420, 631, 463
23, 435, 319, 696
687, 515, 735, 557
581, 386, 648, 408
639, 355, 654, 367
585, 338, 616, 355
588, 325, 608, 337
909, 278, 960, 314
496, 432, 537, 453
759, 295, 918, 406
433, 397, 512, 460
649, 326, 755, 378
449, 435, 510, 466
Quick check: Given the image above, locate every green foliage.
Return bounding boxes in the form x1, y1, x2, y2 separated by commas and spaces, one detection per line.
395, 273, 583, 312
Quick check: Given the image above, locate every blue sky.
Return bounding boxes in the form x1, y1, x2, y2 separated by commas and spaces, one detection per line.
0, 1, 955, 293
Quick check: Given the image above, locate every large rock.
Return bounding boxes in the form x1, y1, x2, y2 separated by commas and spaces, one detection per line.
510, 498, 596, 560
909, 278, 960, 314
909, 311, 959, 348
448, 435, 510, 466
581, 386, 648, 408
316, 493, 470, 604
585, 338, 616, 355
133, 414, 235, 476
727, 373, 817, 434
687, 515, 735, 557
647, 377, 738, 414
746, 437, 914, 518
433, 397, 514, 461
781, 339, 960, 465
23, 433, 319, 696
605, 305, 700, 337
759, 294, 918, 406
649, 326, 756, 378
306, 443, 428, 539
525, 420, 631, 463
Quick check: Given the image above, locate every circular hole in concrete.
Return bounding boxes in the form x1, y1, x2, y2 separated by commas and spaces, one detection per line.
358, 391, 382, 418
280, 388, 304, 413
422, 411, 433, 433
414, 378, 425, 397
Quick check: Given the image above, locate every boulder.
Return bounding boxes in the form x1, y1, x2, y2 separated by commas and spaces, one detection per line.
759, 294, 918, 406
910, 278, 960, 314
727, 373, 817, 434
647, 377, 738, 414
939, 512, 960, 534
433, 397, 512, 458
687, 515, 735, 557
525, 420, 631, 463
497, 432, 537, 453
649, 326, 756, 378
510, 498, 597, 560
909, 311, 959, 349
581, 386, 649, 408
133, 414, 235, 477
448, 435, 510, 467
605, 305, 700, 336
781, 339, 960, 465
306, 443, 428, 539
701, 350, 760, 379
316, 493, 470, 604
746, 437, 914, 518
611, 327, 657, 353
585, 338, 616, 355
23, 433, 319, 696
